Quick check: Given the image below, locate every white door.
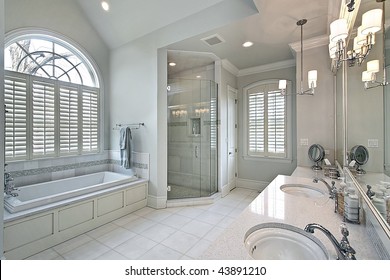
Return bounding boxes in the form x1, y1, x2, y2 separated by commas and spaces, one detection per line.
227, 86, 238, 192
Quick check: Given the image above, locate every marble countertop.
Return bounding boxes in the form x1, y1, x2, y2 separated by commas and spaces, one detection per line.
201, 167, 380, 260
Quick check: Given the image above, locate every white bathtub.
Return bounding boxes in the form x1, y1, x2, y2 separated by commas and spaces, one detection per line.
4, 171, 138, 213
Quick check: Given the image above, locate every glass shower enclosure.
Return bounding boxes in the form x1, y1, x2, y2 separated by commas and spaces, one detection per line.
167, 78, 218, 199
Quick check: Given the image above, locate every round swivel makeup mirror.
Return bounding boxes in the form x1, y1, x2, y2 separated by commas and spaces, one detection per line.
350, 145, 369, 174
308, 144, 325, 170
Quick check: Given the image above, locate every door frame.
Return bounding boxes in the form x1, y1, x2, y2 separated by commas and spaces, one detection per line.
225, 85, 238, 196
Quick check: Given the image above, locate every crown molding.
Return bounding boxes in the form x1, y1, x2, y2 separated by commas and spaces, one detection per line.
221, 59, 239, 76
237, 59, 296, 77
289, 34, 329, 54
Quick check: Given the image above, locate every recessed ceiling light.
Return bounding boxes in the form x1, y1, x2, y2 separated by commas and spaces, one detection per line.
169, 62, 176, 67
242, 41, 254, 48
101, 1, 110, 11
196, 75, 202, 79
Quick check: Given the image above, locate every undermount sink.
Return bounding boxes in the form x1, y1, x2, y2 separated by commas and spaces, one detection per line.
280, 184, 326, 198
244, 223, 329, 260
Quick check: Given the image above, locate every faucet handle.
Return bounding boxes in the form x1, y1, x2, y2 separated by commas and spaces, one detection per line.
339, 223, 357, 259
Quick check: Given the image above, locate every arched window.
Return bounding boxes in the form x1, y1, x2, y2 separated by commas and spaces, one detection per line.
243, 79, 293, 161
4, 32, 101, 161
5, 34, 99, 87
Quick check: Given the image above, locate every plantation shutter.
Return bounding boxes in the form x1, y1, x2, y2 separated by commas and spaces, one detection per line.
247, 83, 287, 158
248, 90, 265, 155
4, 74, 28, 160
59, 84, 79, 155
82, 88, 99, 153
32, 78, 56, 157
267, 88, 286, 156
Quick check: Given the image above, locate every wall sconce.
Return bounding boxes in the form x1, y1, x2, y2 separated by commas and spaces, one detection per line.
279, 19, 317, 96
362, 0, 389, 90
329, 8, 382, 69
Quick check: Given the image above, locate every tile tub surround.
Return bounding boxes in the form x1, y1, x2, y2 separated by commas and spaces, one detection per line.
201, 173, 380, 260
6, 151, 150, 187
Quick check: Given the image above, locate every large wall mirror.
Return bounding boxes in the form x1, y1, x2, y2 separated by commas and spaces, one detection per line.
336, 0, 390, 232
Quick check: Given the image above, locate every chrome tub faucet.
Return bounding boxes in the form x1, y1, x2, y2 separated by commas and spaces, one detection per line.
4, 172, 19, 197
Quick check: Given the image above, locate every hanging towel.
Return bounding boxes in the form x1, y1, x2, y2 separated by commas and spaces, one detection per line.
119, 127, 132, 169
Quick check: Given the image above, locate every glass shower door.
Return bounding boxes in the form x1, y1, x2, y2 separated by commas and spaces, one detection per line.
167, 78, 217, 199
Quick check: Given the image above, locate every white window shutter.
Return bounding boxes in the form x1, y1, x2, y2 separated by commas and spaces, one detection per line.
248, 91, 265, 155
59, 84, 79, 155
267, 89, 286, 156
32, 78, 56, 157
246, 83, 287, 158
4, 74, 28, 160
82, 88, 99, 153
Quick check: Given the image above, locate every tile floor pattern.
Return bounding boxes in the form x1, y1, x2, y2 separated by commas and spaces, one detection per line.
26, 188, 259, 260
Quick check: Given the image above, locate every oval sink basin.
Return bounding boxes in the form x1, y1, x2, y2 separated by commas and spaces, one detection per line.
280, 184, 326, 198
244, 223, 329, 260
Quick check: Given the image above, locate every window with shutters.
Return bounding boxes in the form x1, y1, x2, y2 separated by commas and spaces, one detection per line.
4, 33, 101, 161
244, 80, 291, 160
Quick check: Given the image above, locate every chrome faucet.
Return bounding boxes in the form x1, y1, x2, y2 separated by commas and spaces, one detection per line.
313, 178, 337, 199
4, 172, 18, 197
304, 223, 356, 260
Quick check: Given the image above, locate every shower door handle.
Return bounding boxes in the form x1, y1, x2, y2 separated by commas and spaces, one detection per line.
195, 146, 199, 158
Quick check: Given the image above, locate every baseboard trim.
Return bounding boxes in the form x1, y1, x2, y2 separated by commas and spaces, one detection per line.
147, 195, 167, 209
236, 178, 269, 192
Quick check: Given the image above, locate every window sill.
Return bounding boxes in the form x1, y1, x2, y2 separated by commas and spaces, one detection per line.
242, 155, 293, 164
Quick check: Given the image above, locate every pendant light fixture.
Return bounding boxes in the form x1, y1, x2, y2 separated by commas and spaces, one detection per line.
279, 19, 317, 96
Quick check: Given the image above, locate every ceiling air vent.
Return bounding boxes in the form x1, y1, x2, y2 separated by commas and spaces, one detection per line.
201, 34, 225, 46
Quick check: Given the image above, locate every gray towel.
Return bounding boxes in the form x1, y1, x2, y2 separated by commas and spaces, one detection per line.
119, 127, 132, 169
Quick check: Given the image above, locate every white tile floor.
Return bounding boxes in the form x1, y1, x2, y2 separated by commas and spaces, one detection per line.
26, 188, 259, 260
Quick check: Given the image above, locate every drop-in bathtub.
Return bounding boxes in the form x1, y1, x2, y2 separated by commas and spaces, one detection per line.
3, 171, 148, 259
4, 171, 138, 213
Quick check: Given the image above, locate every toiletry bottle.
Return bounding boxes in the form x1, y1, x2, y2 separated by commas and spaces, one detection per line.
337, 178, 346, 216
383, 189, 390, 224
344, 188, 359, 223
372, 191, 387, 220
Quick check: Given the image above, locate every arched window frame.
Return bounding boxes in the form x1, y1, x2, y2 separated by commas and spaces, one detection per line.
242, 79, 293, 162
4, 28, 104, 161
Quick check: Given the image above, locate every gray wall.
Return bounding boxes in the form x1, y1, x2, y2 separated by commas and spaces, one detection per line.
346, 35, 384, 173
296, 45, 336, 168
237, 66, 297, 183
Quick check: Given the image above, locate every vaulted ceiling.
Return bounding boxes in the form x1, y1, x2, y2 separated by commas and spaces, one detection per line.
76, 0, 388, 73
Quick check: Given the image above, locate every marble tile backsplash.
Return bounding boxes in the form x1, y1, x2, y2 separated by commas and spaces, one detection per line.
6, 150, 150, 187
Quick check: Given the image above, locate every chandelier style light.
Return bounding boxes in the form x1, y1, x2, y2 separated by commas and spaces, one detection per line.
279, 19, 317, 96
329, 6, 382, 70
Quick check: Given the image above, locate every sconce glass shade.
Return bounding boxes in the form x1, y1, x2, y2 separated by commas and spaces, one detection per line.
362, 71, 374, 82
278, 79, 287, 90
329, 41, 337, 58
361, 9, 382, 35
367, 60, 380, 73
353, 37, 362, 54
330, 19, 348, 42
356, 26, 367, 45
308, 70, 317, 88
